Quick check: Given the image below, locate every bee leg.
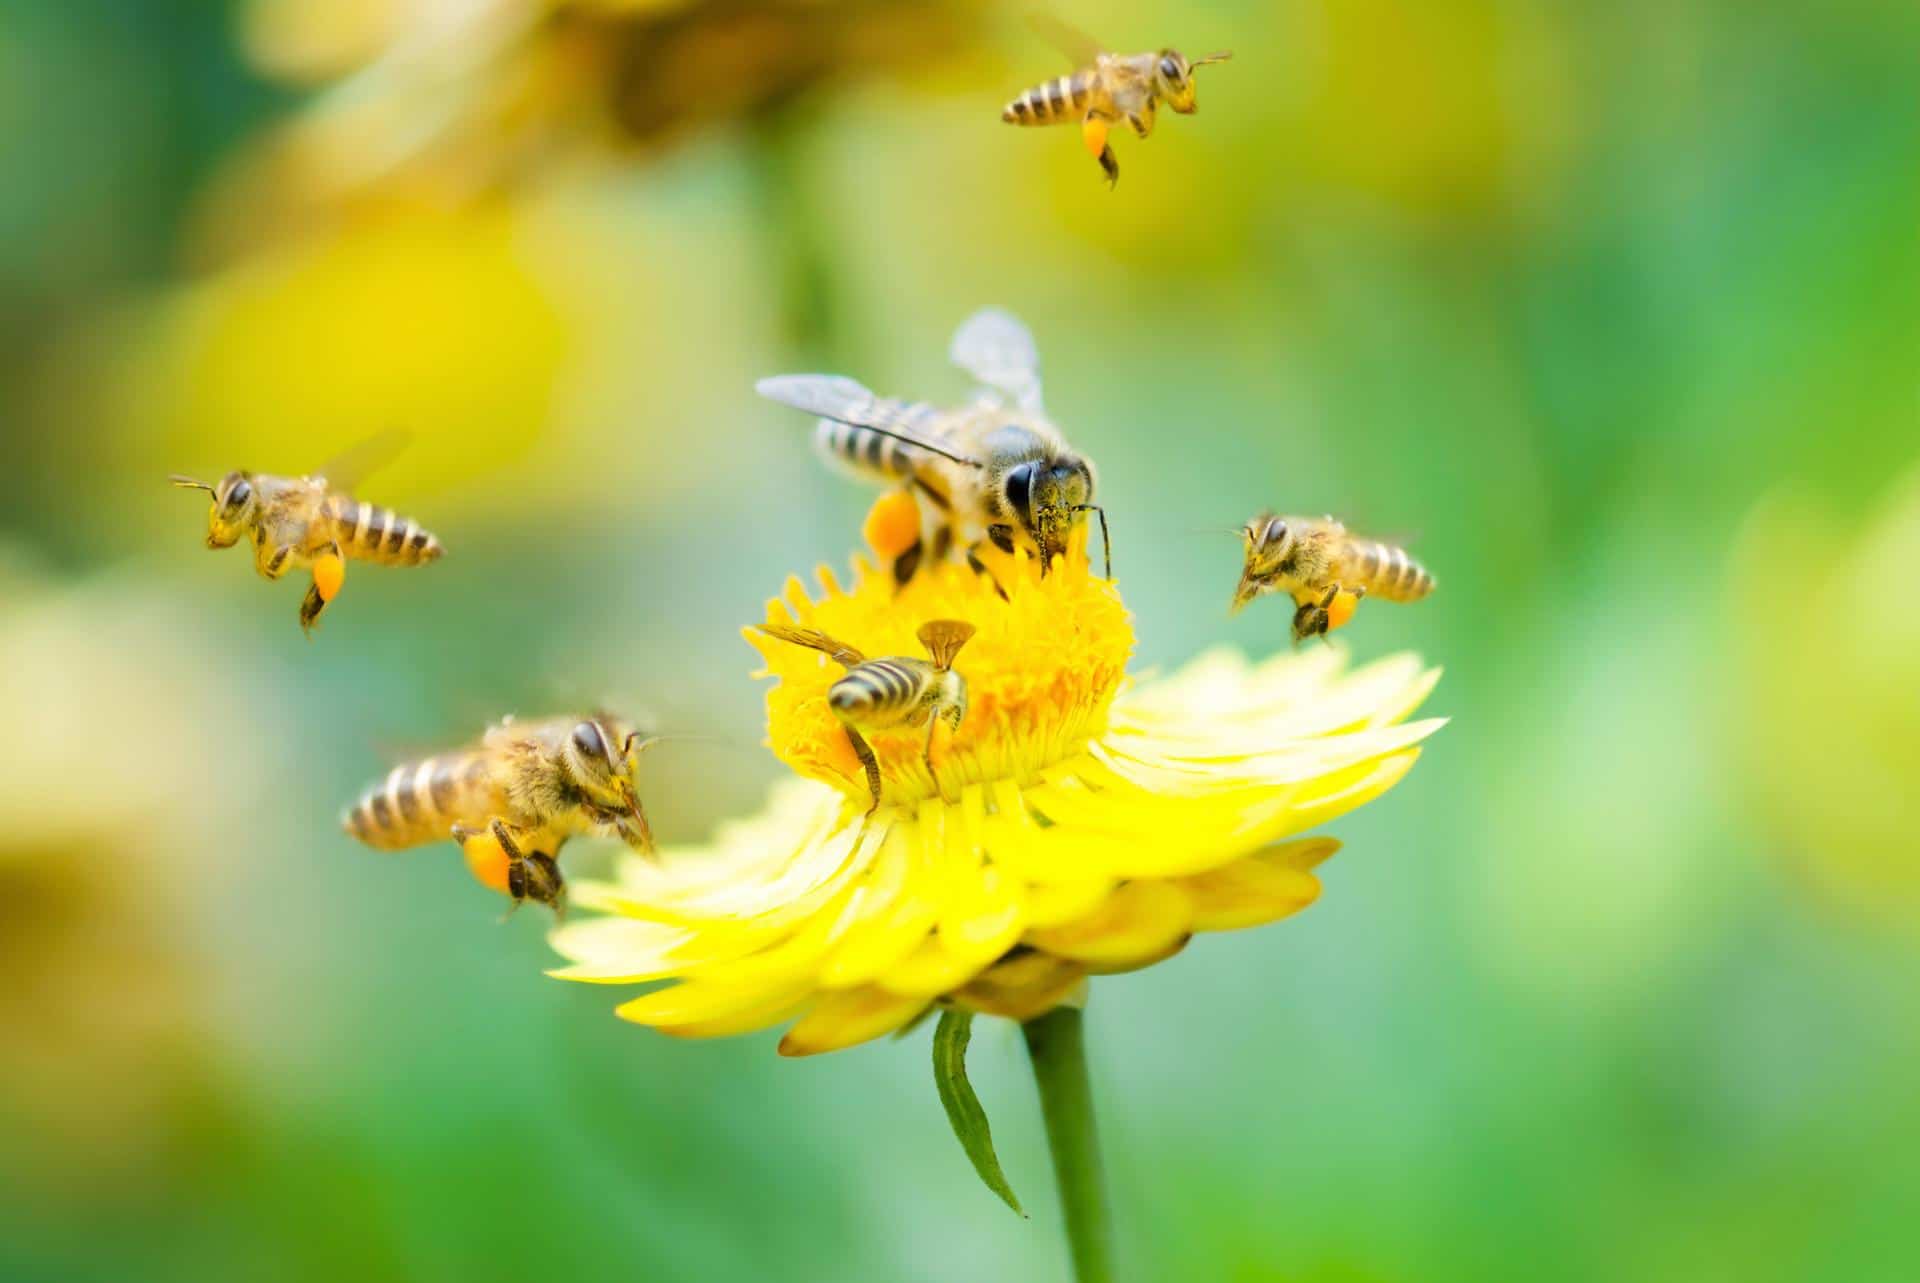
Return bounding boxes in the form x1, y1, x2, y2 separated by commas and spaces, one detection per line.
263, 544, 295, 579
965, 543, 1010, 602
1291, 590, 1333, 646
298, 584, 326, 635
892, 538, 924, 592
523, 852, 566, 919
842, 724, 882, 815
298, 543, 346, 636
922, 719, 949, 804
488, 818, 527, 864
1082, 112, 1118, 188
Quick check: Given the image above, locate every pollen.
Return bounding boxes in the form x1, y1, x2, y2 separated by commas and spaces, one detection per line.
1326, 588, 1360, 632
861, 489, 923, 563
313, 551, 346, 603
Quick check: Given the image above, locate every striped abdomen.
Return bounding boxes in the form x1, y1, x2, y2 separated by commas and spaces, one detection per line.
322, 495, 445, 567
344, 752, 502, 850
1340, 539, 1435, 603
812, 400, 934, 482
829, 659, 933, 728
1002, 70, 1098, 126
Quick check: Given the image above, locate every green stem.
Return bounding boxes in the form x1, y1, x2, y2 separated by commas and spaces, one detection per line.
1023, 1006, 1116, 1283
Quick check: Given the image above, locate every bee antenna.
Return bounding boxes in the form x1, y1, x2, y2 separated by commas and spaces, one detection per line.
1192, 50, 1233, 69
1071, 504, 1112, 579
808, 412, 986, 471
168, 474, 214, 492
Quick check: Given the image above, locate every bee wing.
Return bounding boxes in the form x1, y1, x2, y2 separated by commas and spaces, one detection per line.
311, 426, 411, 493
756, 374, 984, 469
1028, 12, 1107, 65
949, 308, 1045, 414
755, 623, 867, 668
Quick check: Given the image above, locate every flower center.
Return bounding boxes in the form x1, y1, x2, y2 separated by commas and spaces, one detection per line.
749, 526, 1133, 811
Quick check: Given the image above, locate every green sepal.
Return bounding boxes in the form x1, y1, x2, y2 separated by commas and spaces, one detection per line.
932, 1008, 1026, 1217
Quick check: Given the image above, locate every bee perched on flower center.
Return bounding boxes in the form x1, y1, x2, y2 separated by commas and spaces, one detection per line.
754, 620, 976, 814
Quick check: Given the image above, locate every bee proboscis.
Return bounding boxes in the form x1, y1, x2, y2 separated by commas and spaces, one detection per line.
343, 713, 657, 915
755, 619, 975, 813
1232, 513, 1435, 642
756, 308, 1109, 592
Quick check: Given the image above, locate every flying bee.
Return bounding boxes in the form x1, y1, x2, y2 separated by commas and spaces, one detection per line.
169, 431, 443, 635
754, 620, 975, 814
1002, 16, 1231, 185
343, 714, 658, 915
1232, 513, 1435, 643
757, 308, 1109, 592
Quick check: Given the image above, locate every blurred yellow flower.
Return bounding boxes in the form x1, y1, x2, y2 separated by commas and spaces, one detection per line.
1733, 471, 1920, 928
227, 0, 989, 232
549, 519, 1443, 1055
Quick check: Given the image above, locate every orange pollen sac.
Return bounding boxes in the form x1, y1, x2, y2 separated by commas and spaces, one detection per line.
1082, 116, 1110, 159
459, 830, 513, 896
1326, 589, 1361, 632
313, 552, 346, 603
861, 490, 923, 562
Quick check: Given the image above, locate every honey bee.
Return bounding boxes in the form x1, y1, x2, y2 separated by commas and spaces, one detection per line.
1232, 513, 1435, 643
756, 308, 1109, 591
754, 620, 975, 813
169, 433, 442, 634
343, 714, 657, 915
1001, 17, 1231, 185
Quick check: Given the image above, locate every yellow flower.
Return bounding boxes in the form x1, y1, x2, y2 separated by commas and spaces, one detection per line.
549, 520, 1443, 1055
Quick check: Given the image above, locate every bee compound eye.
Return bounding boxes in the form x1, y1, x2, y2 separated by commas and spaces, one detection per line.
224, 479, 251, 509
1160, 56, 1182, 79
1004, 463, 1036, 519
571, 721, 608, 763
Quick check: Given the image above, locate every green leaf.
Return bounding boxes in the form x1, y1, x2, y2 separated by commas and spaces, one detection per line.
932, 1008, 1026, 1217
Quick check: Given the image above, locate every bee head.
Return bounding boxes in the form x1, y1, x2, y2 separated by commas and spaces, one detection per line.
1231, 513, 1291, 613
171, 470, 256, 548
1005, 455, 1096, 572
940, 670, 969, 734
565, 717, 656, 854
1156, 47, 1231, 113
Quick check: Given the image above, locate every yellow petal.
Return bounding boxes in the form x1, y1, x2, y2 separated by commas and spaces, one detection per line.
778, 987, 931, 1057
1180, 840, 1331, 931
877, 934, 990, 998
615, 977, 813, 1034
1026, 880, 1195, 969
955, 951, 1088, 1021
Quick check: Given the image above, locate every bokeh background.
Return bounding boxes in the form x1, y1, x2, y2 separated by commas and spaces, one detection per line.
4, 1, 1919, 1279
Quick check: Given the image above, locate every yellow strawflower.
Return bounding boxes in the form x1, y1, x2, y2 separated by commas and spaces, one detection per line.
548, 511, 1444, 1055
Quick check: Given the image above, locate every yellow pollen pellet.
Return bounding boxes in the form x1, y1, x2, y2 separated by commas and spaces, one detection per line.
1326, 589, 1360, 632
459, 830, 512, 896
1082, 116, 1109, 159
862, 490, 922, 562
313, 552, 346, 603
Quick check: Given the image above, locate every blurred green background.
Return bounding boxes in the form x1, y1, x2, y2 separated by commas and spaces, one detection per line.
4, 1, 1919, 1280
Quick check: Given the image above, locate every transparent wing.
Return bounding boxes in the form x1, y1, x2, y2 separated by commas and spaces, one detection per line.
755, 623, 867, 668
949, 308, 1045, 414
311, 427, 411, 493
756, 374, 984, 468
1028, 13, 1106, 66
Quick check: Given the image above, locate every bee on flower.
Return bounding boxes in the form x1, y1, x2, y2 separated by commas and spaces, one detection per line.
547, 500, 1444, 1056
